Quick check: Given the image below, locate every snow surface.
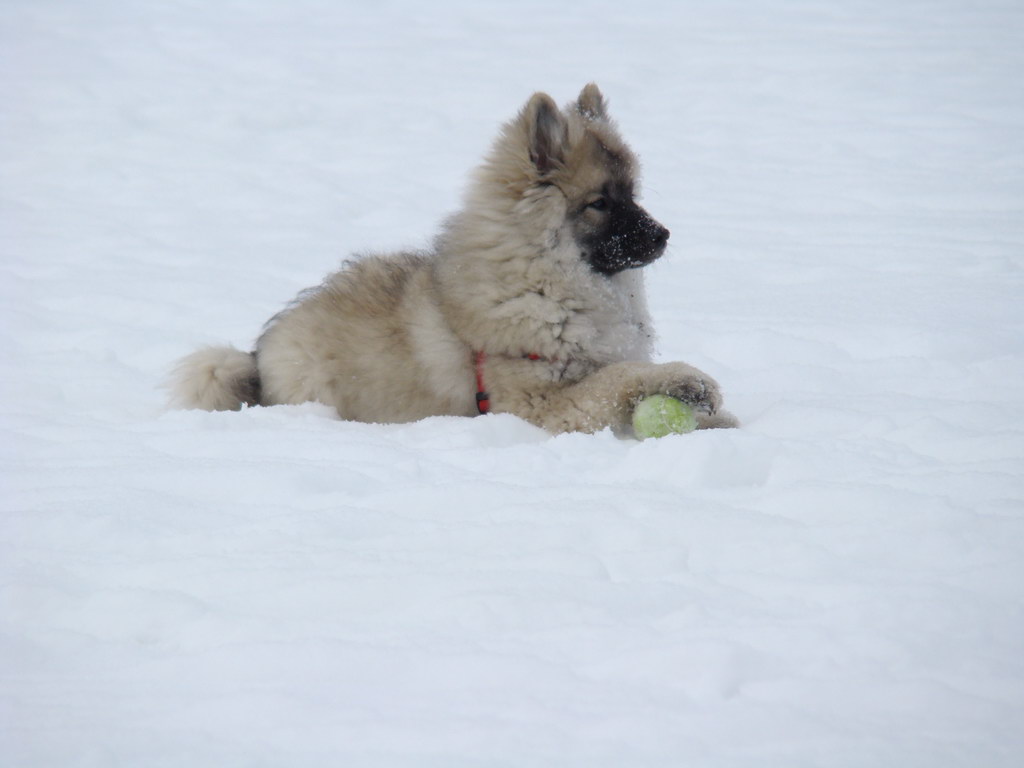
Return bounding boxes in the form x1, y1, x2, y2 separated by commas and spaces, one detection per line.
3, 1, 1024, 765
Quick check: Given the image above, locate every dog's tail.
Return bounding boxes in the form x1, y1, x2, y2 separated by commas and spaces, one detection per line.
168, 346, 260, 411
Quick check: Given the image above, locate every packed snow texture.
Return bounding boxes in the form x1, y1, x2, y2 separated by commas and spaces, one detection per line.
3, 1, 1024, 766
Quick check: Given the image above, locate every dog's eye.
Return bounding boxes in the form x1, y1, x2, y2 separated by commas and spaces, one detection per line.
587, 197, 607, 211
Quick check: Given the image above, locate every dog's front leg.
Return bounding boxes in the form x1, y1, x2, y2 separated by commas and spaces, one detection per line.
496, 361, 732, 435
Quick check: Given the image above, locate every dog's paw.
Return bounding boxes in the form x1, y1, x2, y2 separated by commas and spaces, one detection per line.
696, 408, 740, 430
661, 366, 723, 415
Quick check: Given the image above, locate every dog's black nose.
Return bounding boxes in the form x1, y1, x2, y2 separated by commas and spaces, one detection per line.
636, 207, 670, 245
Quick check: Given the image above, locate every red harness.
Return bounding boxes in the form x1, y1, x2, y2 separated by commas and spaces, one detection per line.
474, 351, 491, 414
474, 351, 542, 415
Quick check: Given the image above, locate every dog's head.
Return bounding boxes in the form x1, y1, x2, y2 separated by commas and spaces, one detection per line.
480, 84, 669, 276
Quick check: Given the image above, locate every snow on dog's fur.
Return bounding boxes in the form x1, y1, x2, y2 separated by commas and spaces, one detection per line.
170, 84, 737, 434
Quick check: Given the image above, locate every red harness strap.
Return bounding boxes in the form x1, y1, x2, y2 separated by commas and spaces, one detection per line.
474, 351, 490, 414
474, 351, 543, 415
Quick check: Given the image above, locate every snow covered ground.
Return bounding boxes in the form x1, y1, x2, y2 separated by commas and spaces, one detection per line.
3, 0, 1024, 765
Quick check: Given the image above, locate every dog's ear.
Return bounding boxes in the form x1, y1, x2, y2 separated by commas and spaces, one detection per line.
576, 83, 608, 121
523, 92, 568, 174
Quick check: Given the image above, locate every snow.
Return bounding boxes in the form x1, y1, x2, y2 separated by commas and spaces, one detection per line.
3, 0, 1024, 765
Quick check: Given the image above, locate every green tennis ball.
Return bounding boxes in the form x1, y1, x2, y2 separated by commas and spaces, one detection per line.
632, 395, 698, 439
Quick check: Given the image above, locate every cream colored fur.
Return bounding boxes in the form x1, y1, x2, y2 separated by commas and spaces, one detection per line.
170, 85, 738, 434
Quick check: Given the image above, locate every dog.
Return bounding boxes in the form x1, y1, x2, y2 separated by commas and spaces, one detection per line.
170, 84, 737, 435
